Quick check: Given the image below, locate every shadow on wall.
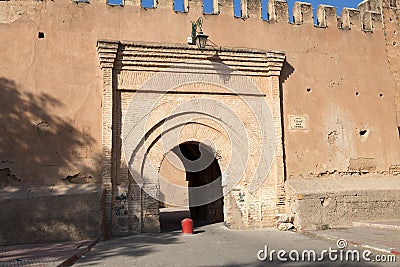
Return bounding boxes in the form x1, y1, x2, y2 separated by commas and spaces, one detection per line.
0, 77, 103, 245
0, 77, 100, 185
280, 60, 295, 84
279, 60, 295, 183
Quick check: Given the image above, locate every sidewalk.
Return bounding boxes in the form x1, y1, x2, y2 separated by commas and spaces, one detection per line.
0, 239, 98, 267
306, 220, 400, 255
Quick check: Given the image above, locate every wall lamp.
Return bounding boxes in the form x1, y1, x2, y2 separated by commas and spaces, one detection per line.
188, 17, 209, 50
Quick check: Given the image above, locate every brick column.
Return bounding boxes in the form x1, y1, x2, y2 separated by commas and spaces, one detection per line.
269, 75, 286, 214
97, 40, 119, 238
266, 52, 286, 214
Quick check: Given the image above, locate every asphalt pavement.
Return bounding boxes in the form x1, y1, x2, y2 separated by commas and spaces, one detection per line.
0, 208, 398, 266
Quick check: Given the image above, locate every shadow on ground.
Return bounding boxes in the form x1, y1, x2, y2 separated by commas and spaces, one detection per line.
75, 233, 182, 266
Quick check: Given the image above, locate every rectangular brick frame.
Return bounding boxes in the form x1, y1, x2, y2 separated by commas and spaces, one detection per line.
97, 40, 287, 236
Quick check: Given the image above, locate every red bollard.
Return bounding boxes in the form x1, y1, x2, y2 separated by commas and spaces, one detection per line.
181, 218, 193, 235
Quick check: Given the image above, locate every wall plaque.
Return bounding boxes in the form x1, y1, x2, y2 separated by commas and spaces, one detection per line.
289, 115, 308, 130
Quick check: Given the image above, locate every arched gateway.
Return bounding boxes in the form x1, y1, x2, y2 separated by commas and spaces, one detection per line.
97, 40, 286, 237
159, 141, 224, 228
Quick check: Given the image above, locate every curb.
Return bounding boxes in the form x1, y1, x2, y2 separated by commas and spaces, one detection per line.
58, 238, 100, 267
303, 231, 398, 256
353, 222, 400, 231
391, 249, 400, 255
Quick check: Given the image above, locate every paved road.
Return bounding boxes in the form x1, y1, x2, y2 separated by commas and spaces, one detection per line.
0, 208, 397, 266
75, 222, 397, 266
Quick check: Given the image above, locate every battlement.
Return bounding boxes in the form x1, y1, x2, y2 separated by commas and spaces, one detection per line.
266, 0, 383, 32
293, 2, 313, 25
0, 0, 390, 32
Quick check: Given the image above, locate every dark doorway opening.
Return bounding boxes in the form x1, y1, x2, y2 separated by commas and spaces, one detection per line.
159, 141, 224, 232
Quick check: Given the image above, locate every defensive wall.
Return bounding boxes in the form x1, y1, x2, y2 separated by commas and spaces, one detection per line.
0, 0, 399, 244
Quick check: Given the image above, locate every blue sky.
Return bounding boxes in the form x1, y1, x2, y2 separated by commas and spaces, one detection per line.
285, 0, 362, 19
276, 0, 362, 22
287, 0, 362, 13
206, 0, 363, 20
109, 0, 363, 20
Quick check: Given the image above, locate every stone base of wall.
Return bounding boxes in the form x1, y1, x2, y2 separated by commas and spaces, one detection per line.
0, 184, 102, 245
286, 176, 400, 231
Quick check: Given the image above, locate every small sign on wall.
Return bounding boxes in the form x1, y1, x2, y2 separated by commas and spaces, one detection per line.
289, 115, 308, 130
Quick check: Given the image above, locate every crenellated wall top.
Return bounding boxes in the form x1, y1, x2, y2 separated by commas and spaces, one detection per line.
1, 0, 398, 32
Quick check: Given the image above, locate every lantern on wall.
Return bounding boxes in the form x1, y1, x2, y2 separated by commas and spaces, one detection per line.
188, 17, 209, 50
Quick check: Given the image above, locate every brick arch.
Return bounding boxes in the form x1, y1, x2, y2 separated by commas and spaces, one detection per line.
125, 106, 250, 232
145, 118, 233, 196
149, 121, 231, 173
129, 105, 248, 190
151, 128, 227, 209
